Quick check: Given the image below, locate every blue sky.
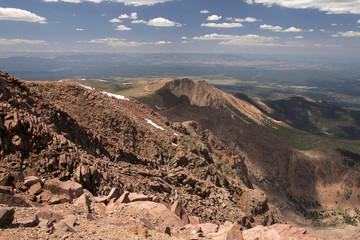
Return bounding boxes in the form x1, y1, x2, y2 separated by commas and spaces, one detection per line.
0, 0, 360, 58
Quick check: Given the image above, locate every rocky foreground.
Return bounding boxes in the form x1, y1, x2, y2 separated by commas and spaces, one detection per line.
0, 173, 318, 239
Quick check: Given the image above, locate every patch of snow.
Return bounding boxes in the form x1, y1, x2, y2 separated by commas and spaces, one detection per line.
172, 143, 177, 146
155, 105, 165, 110
58, 80, 63, 82
173, 133, 178, 136
79, 84, 93, 90
81, 78, 86, 81
122, 82, 131, 85
97, 79, 107, 82
101, 91, 129, 101
145, 118, 165, 130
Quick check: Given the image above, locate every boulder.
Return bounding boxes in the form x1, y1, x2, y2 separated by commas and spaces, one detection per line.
128, 201, 185, 228
54, 220, 76, 233
28, 182, 42, 195
128, 193, 153, 202
0, 208, 15, 227
16, 215, 39, 227
43, 178, 83, 200
0, 186, 13, 195
170, 200, 190, 224
24, 176, 41, 188
208, 222, 244, 240
48, 194, 71, 205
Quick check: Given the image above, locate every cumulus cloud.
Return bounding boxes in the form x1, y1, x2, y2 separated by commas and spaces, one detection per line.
0, 7, 47, 23
193, 33, 280, 47
244, 0, 360, 14
109, 18, 121, 23
130, 12, 137, 19
332, 31, 360, 37
0, 38, 48, 45
234, 17, 258, 22
260, 24, 283, 32
207, 15, 222, 21
260, 24, 303, 32
201, 22, 244, 28
43, 0, 173, 6
118, 14, 130, 19
200, 10, 210, 14
294, 35, 304, 39
116, 25, 131, 30
76, 28, 85, 31
147, 17, 182, 27
357, 19, 360, 24
283, 27, 303, 32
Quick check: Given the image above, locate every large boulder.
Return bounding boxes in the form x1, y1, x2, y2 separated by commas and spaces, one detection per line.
43, 178, 83, 200
0, 208, 15, 227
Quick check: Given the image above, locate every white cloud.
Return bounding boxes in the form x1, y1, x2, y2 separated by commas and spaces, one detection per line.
118, 14, 129, 19
294, 35, 304, 39
200, 10, 210, 14
260, 24, 283, 32
283, 27, 303, 32
154, 41, 172, 45
0, 7, 47, 23
181, 36, 188, 39
332, 31, 360, 37
331, 23, 337, 26
260, 24, 303, 32
43, 0, 173, 6
116, 25, 131, 30
76, 28, 85, 31
201, 22, 244, 28
83, 37, 173, 47
357, 20, 360, 24
234, 17, 258, 22
207, 15, 222, 21
109, 18, 121, 23
244, 0, 360, 14
87, 38, 146, 47
130, 12, 137, 19
131, 19, 147, 24
0, 38, 48, 45
320, 29, 326, 32
193, 33, 279, 46
147, 17, 182, 27
308, 29, 314, 32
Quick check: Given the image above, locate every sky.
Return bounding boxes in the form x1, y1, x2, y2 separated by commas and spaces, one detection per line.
0, 0, 360, 58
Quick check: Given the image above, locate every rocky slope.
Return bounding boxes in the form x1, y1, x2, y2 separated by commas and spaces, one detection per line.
0, 70, 285, 233
145, 79, 360, 220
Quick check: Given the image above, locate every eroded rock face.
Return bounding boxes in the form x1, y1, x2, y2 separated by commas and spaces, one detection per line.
0, 70, 281, 227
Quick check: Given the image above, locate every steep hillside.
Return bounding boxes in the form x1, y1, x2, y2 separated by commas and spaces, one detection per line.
96, 78, 360, 224
0, 70, 284, 228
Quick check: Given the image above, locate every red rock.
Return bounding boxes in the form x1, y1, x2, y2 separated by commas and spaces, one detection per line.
54, 220, 76, 233
209, 222, 244, 240
24, 176, 41, 188
189, 215, 202, 225
198, 223, 219, 234
0, 208, 15, 227
36, 209, 64, 223
128, 193, 153, 202
128, 201, 184, 228
73, 193, 91, 209
170, 200, 190, 224
43, 178, 83, 200
0, 186, 13, 195
117, 191, 130, 204
63, 214, 78, 227
107, 187, 122, 202
48, 194, 71, 204
39, 190, 52, 202
16, 215, 39, 227
28, 182, 42, 195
